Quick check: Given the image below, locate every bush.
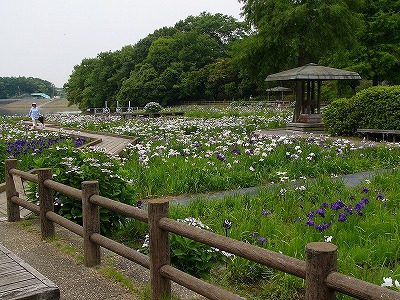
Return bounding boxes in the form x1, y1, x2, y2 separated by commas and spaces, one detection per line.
322, 97, 359, 135
144, 102, 162, 113
323, 86, 400, 135
354, 86, 400, 130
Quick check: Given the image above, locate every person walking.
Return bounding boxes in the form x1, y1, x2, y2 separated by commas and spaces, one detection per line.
29, 102, 41, 129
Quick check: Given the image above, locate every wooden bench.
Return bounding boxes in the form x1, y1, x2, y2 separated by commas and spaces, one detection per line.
0, 244, 60, 299
356, 128, 400, 142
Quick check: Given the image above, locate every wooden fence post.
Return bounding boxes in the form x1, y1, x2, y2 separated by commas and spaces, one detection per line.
38, 168, 55, 239
82, 181, 101, 267
305, 242, 337, 300
148, 199, 171, 300
5, 159, 20, 222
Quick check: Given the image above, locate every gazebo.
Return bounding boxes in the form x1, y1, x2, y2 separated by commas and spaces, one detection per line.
265, 63, 361, 130
265, 86, 292, 101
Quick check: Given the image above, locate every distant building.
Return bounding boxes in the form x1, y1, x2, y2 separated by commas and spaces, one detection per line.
31, 93, 51, 99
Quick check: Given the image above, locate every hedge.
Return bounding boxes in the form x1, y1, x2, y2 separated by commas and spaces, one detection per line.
323, 85, 400, 135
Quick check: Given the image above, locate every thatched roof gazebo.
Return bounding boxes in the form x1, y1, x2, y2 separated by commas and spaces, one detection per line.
265, 63, 361, 130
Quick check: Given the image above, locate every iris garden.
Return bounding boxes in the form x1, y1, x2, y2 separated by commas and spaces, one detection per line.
1, 105, 399, 299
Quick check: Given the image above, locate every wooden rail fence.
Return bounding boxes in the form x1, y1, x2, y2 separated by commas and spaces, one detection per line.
4, 159, 400, 300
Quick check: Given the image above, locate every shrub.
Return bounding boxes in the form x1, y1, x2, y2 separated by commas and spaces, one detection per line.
144, 102, 162, 113
323, 85, 400, 135
354, 86, 400, 130
322, 97, 359, 135
26, 145, 137, 236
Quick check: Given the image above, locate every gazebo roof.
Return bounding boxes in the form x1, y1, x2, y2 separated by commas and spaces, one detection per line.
265, 86, 292, 92
265, 63, 361, 81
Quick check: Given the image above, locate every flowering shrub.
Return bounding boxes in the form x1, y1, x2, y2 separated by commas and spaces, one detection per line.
144, 102, 162, 113
26, 144, 136, 236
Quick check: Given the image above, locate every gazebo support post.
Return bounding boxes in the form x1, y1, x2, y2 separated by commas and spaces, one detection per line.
317, 81, 321, 114
307, 80, 311, 114
311, 81, 315, 114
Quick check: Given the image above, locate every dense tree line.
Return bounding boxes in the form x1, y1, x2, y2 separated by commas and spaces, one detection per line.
64, 2, 400, 110
0, 77, 55, 99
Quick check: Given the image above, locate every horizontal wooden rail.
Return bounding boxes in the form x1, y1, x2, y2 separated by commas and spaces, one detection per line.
46, 211, 84, 237
44, 180, 82, 200
90, 194, 148, 222
158, 217, 306, 278
11, 195, 40, 214
90, 233, 150, 269
326, 272, 400, 300
10, 168, 39, 183
160, 264, 245, 300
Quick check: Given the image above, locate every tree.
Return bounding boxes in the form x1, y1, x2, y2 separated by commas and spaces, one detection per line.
0, 77, 55, 99
204, 58, 239, 100
237, 0, 361, 71
354, 0, 400, 85
67, 12, 248, 109
175, 12, 248, 53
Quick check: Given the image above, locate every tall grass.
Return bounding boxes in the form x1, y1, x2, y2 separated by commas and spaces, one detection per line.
167, 171, 400, 299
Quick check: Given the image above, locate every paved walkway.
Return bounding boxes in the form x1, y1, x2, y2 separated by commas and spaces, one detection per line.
28, 122, 138, 155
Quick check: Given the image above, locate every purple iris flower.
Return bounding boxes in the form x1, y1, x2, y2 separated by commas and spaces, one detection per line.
307, 211, 315, 219
338, 212, 347, 222
257, 237, 268, 243
361, 187, 369, 193
315, 222, 330, 232
376, 193, 385, 200
361, 197, 369, 204
305, 219, 315, 226
315, 208, 325, 218
345, 205, 353, 215
262, 210, 274, 216
331, 199, 345, 211
231, 148, 241, 155
216, 152, 226, 162
355, 202, 365, 215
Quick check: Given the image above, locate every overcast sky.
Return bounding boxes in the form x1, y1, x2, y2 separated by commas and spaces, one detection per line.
1, 1, 244, 87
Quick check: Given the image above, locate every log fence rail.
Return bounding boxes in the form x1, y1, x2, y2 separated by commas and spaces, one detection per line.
4, 159, 400, 300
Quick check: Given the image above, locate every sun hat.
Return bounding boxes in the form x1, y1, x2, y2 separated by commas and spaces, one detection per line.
32, 102, 37, 105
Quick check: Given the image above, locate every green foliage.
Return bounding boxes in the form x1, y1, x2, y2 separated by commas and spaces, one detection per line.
26, 145, 136, 236
354, 0, 400, 85
323, 85, 400, 135
66, 12, 248, 109
140, 218, 228, 279
0, 76, 56, 99
167, 171, 400, 299
237, 0, 361, 71
355, 85, 400, 129
322, 97, 359, 135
